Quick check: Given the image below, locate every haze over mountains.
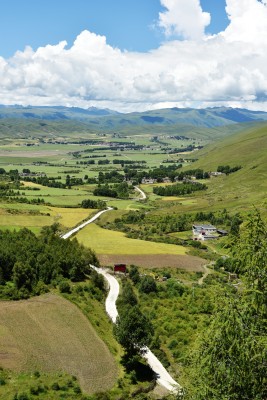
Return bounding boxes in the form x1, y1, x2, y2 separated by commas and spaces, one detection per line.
1, 105, 267, 130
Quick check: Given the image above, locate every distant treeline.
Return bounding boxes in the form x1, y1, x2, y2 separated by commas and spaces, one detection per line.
217, 165, 242, 175
81, 199, 106, 209
93, 182, 131, 199
153, 182, 207, 196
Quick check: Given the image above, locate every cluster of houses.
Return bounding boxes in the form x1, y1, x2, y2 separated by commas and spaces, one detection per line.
192, 224, 228, 241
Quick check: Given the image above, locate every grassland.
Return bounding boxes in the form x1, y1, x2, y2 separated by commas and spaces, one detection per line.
75, 222, 186, 255
0, 204, 96, 233
0, 293, 117, 394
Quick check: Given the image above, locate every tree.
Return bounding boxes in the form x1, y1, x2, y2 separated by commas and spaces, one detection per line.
129, 265, 141, 285
117, 281, 138, 310
114, 305, 154, 357
12, 261, 35, 291
139, 276, 157, 294
187, 209, 267, 400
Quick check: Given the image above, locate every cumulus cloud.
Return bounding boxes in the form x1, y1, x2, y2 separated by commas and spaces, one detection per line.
0, 0, 267, 111
158, 0, 211, 40
222, 0, 267, 44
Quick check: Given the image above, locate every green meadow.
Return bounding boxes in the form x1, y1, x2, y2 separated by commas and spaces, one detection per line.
75, 223, 186, 255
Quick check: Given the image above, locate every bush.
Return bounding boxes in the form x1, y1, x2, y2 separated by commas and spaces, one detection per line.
59, 280, 71, 294
0, 377, 5, 385
51, 382, 60, 391
139, 276, 157, 294
17, 394, 30, 400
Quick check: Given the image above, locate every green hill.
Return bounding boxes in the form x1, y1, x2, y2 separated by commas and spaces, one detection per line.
1, 105, 267, 139
186, 121, 267, 213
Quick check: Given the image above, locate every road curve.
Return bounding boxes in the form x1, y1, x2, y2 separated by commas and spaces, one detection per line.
92, 266, 181, 394
134, 186, 147, 200
61, 205, 181, 393
61, 207, 113, 239
91, 266, 119, 324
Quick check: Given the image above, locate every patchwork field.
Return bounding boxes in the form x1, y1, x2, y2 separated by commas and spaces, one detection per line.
0, 294, 117, 394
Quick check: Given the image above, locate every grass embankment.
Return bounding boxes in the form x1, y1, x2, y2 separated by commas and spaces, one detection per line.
0, 293, 117, 394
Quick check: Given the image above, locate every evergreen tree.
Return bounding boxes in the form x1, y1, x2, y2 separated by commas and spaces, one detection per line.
186, 210, 267, 400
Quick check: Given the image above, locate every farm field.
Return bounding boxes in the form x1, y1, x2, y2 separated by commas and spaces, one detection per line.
0, 293, 118, 394
0, 205, 96, 233
98, 254, 206, 271
75, 220, 197, 267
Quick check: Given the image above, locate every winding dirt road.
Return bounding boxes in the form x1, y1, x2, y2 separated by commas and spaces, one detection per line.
62, 207, 181, 393
92, 266, 181, 394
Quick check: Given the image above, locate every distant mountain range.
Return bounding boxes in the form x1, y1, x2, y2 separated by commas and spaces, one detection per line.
1, 105, 267, 128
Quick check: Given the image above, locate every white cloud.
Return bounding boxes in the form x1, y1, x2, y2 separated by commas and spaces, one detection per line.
0, 0, 267, 112
222, 0, 267, 44
158, 0, 211, 40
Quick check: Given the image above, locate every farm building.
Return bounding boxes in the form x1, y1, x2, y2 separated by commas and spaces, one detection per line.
114, 264, 126, 274
192, 224, 217, 235
192, 224, 218, 241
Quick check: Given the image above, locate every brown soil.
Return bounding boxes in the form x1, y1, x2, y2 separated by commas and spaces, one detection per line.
98, 254, 207, 272
0, 293, 117, 393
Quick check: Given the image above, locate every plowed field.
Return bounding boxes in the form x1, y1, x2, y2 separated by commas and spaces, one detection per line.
0, 294, 117, 393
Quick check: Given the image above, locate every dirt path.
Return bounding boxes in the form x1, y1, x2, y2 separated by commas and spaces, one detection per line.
134, 185, 147, 200
198, 263, 213, 285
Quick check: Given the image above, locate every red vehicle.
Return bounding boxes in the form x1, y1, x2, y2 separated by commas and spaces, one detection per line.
114, 264, 126, 273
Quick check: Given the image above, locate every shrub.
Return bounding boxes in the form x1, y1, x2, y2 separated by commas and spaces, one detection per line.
59, 280, 71, 294
139, 276, 157, 294
51, 382, 60, 391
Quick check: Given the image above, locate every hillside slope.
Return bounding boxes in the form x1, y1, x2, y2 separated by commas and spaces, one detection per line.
187, 122, 267, 213
0, 105, 267, 140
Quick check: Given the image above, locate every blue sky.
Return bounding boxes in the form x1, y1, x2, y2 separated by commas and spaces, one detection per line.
0, 0, 267, 112
0, 0, 228, 58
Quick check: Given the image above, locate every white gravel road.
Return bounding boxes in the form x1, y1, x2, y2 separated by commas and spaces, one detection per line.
92, 266, 181, 394
134, 186, 147, 200
62, 207, 181, 394
61, 207, 113, 239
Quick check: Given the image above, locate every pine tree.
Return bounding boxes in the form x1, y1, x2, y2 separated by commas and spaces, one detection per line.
186, 210, 267, 400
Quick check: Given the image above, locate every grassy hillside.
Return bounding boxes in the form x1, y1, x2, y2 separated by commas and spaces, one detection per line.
1, 106, 267, 140
185, 121, 267, 214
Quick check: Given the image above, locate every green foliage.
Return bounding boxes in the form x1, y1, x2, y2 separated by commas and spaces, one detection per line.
129, 265, 141, 285
93, 182, 131, 199
0, 228, 99, 299
139, 276, 157, 294
153, 182, 207, 197
58, 280, 71, 294
81, 199, 106, 209
186, 210, 267, 399
217, 165, 242, 175
117, 281, 138, 313
114, 305, 154, 357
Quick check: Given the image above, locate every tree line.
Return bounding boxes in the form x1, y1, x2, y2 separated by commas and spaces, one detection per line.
153, 182, 207, 196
